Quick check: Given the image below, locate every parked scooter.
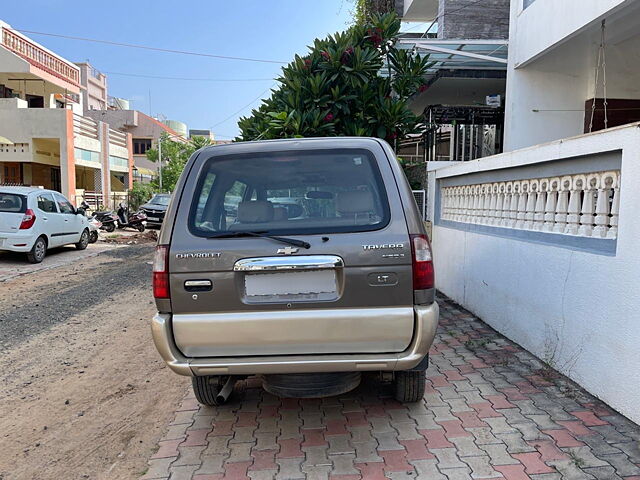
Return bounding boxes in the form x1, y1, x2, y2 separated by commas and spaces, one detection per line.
80, 201, 112, 237
85, 204, 118, 233
116, 203, 147, 232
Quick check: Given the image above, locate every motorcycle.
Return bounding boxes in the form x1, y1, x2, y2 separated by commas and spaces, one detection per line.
89, 208, 118, 233
79, 201, 111, 238
116, 203, 147, 232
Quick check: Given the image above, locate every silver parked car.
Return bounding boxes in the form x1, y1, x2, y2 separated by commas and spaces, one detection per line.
151, 138, 438, 405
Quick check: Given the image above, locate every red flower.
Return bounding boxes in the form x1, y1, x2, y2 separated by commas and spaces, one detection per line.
386, 132, 398, 141
324, 113, 334, 122
321, 51, 330, 60
341, 47, 354, 64
418, 83, 429, 93
303, 58, 312, 70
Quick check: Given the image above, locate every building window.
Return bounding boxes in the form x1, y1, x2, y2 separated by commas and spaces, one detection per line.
523, 0, 536, 9
133, 138, 152, 155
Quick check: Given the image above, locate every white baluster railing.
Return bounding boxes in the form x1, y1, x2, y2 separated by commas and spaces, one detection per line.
440, 170, 620, 239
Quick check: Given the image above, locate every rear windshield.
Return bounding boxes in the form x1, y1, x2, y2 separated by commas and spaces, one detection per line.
0, 193, 27, 213
189, 149, 390, 236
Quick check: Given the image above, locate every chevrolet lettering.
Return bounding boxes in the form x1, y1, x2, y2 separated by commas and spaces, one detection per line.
151, 137, 438, 406
175, 252, 221, 259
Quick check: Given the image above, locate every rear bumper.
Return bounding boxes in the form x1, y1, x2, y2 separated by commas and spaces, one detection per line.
151, 302, 439, 377
0, 232, 36, 252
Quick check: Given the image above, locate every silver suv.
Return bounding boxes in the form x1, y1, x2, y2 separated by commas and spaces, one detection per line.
151, 138, 439, 405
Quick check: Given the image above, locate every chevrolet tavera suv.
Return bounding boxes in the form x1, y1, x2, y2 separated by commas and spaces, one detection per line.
151, 138, 439, 405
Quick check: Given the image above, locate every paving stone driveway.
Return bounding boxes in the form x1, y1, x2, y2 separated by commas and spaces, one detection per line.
143, 296, 640, 480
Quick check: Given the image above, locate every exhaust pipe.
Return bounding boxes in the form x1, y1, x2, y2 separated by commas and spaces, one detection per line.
215, 376, 236, 404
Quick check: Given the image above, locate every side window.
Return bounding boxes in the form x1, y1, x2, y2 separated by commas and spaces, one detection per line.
193, 172, 217, 231
37, 193, 58, 213
54, 193, 74, 214
224, 181, 248, 225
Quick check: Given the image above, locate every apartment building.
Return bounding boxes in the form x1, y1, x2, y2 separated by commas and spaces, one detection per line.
85, 109, 187, 183
0, 21, 133, 206
76, 61, 108, 112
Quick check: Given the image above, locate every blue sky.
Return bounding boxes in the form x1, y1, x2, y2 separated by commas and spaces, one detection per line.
4, 0, 355, 139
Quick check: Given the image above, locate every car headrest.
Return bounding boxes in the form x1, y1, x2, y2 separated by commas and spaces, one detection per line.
273, 206, 288, 221
336, 190, 374, 214
237, 200, 274, 223
287, 204, 304, 218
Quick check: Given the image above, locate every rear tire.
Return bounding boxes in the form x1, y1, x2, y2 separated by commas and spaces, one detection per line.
76, 229, 89, 250
192, 376, 223, 406
89, 230, 98, 243
27, 236, 47, 264
104, 223, 115, 233
137, 224, 145, 232
394, 371, 426, 403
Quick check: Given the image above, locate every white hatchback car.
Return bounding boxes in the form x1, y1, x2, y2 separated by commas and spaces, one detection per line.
0, 187, 92, 263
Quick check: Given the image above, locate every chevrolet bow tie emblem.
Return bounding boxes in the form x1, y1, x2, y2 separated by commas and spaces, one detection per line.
277, 246, 299, 255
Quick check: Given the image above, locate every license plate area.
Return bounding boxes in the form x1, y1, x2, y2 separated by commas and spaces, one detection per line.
244, 270, 338, 304
235, 255, 343, 304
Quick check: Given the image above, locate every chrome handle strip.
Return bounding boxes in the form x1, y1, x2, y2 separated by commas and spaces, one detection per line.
234, 255, 344, 272
184, 280, 213, 287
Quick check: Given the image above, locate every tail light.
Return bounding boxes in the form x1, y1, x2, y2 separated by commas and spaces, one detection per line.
153, 245, 170, 299
410, 234, 434, 290
19, 209, 36, 230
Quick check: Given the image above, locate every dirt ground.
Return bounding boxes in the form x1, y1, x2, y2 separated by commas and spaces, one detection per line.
0, 244, 188, 479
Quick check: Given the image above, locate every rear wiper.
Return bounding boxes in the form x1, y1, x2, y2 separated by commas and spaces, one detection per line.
207, 231, 311, 249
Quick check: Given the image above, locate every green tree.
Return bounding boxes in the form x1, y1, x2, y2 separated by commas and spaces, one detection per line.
352, 0, 395, 25
146, 134, 213, 193
236, 13, 432, 149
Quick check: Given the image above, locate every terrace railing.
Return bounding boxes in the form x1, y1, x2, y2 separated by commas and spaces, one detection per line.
1, 27, 80, 86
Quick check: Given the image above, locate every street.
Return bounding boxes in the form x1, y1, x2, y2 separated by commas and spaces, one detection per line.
0, 244, 188, 480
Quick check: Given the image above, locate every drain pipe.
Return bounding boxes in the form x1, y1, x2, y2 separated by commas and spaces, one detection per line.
215, 377, 236, 404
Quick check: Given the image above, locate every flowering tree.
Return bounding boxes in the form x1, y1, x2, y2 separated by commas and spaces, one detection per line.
236, 13, 432, 147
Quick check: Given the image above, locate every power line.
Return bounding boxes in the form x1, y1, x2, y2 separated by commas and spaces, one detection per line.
104, 71, 274, 82
13, 28, 288, 64
210, 85, 275, 129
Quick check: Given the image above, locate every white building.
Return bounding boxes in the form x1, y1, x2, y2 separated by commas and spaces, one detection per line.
411, 0, 640, 423
0, 21, 133, 207
504, 0, 640, 150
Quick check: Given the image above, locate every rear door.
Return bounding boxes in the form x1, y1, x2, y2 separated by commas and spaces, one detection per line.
167, 141, 414, 358
0, 193, 27, 247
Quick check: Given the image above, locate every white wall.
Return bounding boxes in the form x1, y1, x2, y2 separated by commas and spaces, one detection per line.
504, 0, 640, 151
513, 0, 631, 66
429, 123, 640, 424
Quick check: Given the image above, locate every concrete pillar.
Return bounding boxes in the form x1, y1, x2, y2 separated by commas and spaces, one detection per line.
22, 163, 33, 185
126, 132, 134, 189
98, 121, 112, 209
60, 110, 77, 204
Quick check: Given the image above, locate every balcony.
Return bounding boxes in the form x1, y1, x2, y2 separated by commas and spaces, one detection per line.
1, 26, 80, 87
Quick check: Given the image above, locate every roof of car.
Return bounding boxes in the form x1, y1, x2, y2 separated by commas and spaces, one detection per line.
0, 186, 55, 195
193, 137, 389, 161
